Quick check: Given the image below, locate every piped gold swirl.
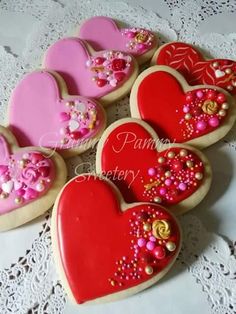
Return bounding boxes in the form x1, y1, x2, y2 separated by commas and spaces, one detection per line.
152, 219, 171, 240
202, 100, 218, 115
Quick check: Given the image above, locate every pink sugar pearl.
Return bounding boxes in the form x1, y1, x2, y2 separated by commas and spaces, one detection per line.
183, 105, 190, 113
148, 167, 157, 176
149, 236, 156, 242
146, 241, 155, 251
178, 182, 187, 191
196, 121, 207, 131
159, 187, 167, 195
127, 31, 135, 38
196, 90, 204, 99
165, 178, 172, 186
59, 112, 70, 122
208, 117, 219, 127
137, 238, 146, 247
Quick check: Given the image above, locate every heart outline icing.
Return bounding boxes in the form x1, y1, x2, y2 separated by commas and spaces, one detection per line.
78, 16, 157, 64
0, 126, 67, 231
51, 174, 181, 304
43, 37, 138, 104
130, 65, 236, 149
151, 42, 236, 95
8, 70, 106, 157
96, 118, 212, 215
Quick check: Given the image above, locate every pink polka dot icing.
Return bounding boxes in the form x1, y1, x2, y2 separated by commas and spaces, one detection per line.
0, 136, 55, 215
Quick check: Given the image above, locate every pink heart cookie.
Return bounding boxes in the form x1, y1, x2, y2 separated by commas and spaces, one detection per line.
8, 70, 106, 158
78, 16, 158, 65
43, 38, 139, 106
0, 126, 67, 231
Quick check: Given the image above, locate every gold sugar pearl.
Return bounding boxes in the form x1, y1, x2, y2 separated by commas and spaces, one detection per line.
167, 151, 175, 158
60, 138, 68, 144
145, 265, 153, 275
143, 223, 151, 232
15, 197, 22, 204
110, 280, 116, 287
180, 149, 188, 157
195, 172, 203, 180
222, 103, 229, 110
166, 241, 176, 252
225, 68, 232, 74
212, 62, 219, 68
185, 113, 192, 120
19, 160, 26, 168
227, 85, 233, 91
232, 81, 236, 87
154, 196, 162, 204
66, 101, 75, 107
219, 109, 226, 116
158, 157, 165, 164
186, 160, 194, 168
165, 171, 171, 177
0, 192, 9, 199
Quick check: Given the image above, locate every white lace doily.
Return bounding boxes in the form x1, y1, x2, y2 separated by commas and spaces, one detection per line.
0, 0, 236, 313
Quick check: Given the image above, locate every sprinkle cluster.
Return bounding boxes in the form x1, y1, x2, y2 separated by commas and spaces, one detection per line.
59, 100, 98, 145
0, 152, 53, 207
212, 61, 236, 92
86, 51, 132, 88
141, 148, 204, 205
122, 28, 155, 54
108, 206, 177, 287
180, 89, 229, 139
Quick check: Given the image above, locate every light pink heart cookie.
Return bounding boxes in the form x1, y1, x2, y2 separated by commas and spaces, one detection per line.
43, 38, 139, 106
0, 126, 67, 231
78, 16, 158, 65
8, 70, 106, 158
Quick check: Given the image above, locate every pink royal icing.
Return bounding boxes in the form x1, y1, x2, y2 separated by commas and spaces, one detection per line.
0, 136, 55, 215
9, 71, 105, 149
79, 16, 155, 57
43, 38, 134, 98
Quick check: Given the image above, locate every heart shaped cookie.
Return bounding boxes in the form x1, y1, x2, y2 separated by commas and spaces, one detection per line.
0, 126, 67, 231
8, 70, 106, 158
51, 174, 181, 304
96, 118, 212, 215
151, 42, 236, 95
43, 37, 139, 106
130, 66, 236, 148
78, 16, 158, 65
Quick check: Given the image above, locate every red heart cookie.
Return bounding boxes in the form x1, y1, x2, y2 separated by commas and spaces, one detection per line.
130, 66, 236, 148
151, 42, 236, 95
51, 174, 181, 304
78, 16, 158, 65
96, 118, 212, 215
8, 70, 106, 158
0, 126, 67, 231
43, 38, 138, 106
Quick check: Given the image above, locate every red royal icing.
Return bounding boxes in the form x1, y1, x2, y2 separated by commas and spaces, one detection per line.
56, 175, 180, 303
98, 121, 205, 207
154, 42, 236, 95
136, 70, 230, 142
